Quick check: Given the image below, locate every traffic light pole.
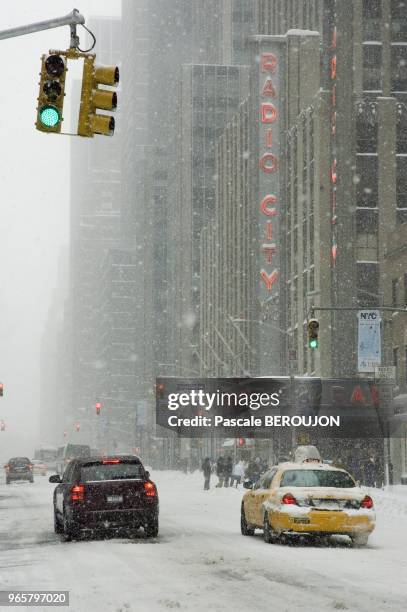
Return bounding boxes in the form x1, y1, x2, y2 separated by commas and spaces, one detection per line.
311, 306, 407, 314
0, 9, 85, 48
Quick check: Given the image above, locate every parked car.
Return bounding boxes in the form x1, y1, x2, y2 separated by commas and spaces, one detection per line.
4, 457, 34, 484
55, 443, 91, 476
31, 459, 47, 476
241, 461, 375, 547
50, 454, 159, 540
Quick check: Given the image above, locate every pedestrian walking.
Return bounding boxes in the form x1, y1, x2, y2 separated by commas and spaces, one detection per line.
230, 460, 245, 488
224, 456, 233, 487
202, 457, 212, 491
216, 456, 226, 487
245, 459, 261, 483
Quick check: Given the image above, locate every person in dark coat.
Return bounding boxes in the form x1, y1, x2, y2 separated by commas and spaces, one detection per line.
216, 456, 226, 487
202, 457, 212, 491
224, 456, 233, 488
245, 459, 261, 483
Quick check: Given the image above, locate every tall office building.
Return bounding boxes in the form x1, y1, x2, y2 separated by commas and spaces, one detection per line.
173, 64, 250, 375
199, 0, 407, 381
69, 17, 122, 442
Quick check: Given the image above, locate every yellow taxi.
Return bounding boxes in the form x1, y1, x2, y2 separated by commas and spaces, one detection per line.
241, 461, 375, 547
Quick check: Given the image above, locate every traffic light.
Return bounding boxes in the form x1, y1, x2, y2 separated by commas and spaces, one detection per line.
156, 383, 165, 399
0, 420, 5, 431
307, 319, 319, 349
95, 402, 102, 415
77, 55, 119, 137
36, 53, 67, 133
0, 382, 3, 396
75, 422, 81, 432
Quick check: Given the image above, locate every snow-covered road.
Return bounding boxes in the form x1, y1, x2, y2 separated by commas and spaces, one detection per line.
0, 471, 407, 612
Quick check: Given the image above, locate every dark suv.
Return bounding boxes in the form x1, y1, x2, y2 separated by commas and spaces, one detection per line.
4, 457, 34, 484
49, 455, 159, 540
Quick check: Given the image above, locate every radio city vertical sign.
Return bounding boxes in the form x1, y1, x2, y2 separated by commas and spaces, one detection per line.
258, 38, 285, 301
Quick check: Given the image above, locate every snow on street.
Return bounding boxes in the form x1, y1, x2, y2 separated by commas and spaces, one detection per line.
0, 470, 407, 612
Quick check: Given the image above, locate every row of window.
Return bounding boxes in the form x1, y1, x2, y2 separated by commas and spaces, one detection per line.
356, 108, 407, 155
355, 155, 407, 212
363, 45, 407, 92
392, 347, 407, 386
391, 273, 407, 307
363, 0, 407, 41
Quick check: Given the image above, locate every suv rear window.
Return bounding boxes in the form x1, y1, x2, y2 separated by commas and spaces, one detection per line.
280, 469, 355, 488
80, 462, 144, 482
9, 457, 30, 466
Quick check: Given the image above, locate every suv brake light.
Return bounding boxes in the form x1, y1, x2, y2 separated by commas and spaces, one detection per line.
360, 495, 373, 509
282, 493, 297, 505
28, 464, 33, 471
71, 484, 85, 502
102, 458, 121, 464
144, 481, 157, 497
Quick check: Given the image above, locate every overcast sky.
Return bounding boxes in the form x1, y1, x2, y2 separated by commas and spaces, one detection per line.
0, 1, 121, 458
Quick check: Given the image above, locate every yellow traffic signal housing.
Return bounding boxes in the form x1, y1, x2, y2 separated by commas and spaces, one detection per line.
78, 54, 119, 137
36, 53, 67, 133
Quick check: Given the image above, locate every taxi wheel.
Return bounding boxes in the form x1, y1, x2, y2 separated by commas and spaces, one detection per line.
351, 533, 369, 547
241, 504, 255, 536
263, 512, 275, 544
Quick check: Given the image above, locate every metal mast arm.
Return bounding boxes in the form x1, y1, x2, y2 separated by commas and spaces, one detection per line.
0, 9, 85, 48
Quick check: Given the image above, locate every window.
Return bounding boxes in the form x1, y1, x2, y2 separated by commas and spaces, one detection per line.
363, 45, 382, 91
356, 112, 378, 153
356, 155, 378, 207
356, 209, 378, 233
391, 0, 407, 41
280, 469, 355, 488
362, 0, 382, 40
260, 469, 277, 489
392, 278, 399, 307
393, 347, 399, 378
391, 47, 407, 92
397, 111, 407, 154
397, 156, 407, 210
81, 461, 144, 482
357, 263, 379, 305
356, 233, 378, 261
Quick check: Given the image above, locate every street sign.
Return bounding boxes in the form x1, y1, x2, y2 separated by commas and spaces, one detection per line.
374, 366, 396, 381
357, 310, 381, 372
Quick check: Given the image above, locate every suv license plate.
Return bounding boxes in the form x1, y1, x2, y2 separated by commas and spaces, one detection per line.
107, 495, 123, 503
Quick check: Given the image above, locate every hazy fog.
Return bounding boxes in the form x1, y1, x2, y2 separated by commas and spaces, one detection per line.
0, 1, 121, 458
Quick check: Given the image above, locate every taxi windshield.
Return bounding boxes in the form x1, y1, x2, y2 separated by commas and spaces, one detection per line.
280, 469, 355, 488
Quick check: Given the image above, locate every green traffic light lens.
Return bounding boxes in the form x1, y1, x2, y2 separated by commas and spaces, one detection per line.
39, 105, 60, 128
309, 339, 318, 349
